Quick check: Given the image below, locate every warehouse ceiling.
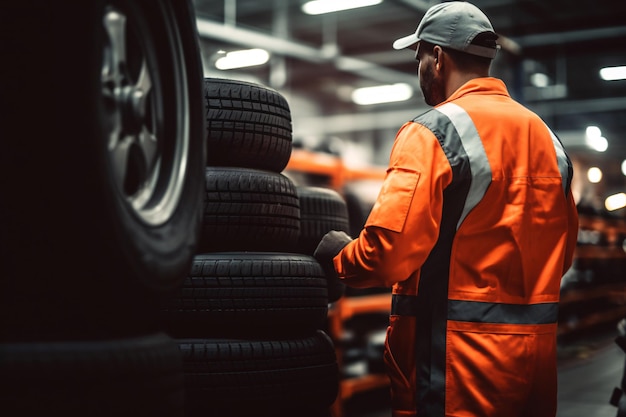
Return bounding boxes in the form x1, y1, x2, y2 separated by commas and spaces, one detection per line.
192, 0, 626, 206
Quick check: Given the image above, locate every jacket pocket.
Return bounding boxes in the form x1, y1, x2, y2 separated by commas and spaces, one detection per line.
384, 325, 414, 413
366, 168, 420, 233
445, 323, 556, 416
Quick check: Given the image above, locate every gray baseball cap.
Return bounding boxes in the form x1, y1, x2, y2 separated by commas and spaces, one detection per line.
392, 1, 499, 59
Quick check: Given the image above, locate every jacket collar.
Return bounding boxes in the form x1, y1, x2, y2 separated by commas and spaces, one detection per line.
438, 77, 510, 106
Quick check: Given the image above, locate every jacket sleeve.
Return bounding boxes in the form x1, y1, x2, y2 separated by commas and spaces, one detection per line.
333, 122, 454, 288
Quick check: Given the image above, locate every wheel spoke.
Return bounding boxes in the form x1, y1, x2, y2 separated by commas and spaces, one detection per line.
102, 9, 128, 151
138, 125, 159, 174
109, 135, 133, 192
136, 59, 152, 95
133, 58, 156, 164
103, 10, 127, 82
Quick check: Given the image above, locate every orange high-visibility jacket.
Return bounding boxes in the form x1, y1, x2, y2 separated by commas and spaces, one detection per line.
334, 77, 579, 417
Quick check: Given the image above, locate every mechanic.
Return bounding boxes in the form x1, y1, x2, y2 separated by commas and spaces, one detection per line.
314, 2, 579, 416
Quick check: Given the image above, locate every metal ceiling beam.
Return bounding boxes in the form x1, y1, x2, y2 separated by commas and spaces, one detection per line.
293, 106, 429, 136
514, 26, 626, 48
195, 17, 417, 85
196, 18, 326, 62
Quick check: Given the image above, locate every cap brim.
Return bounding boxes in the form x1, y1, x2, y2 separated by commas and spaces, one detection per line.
393, 33, 419, 50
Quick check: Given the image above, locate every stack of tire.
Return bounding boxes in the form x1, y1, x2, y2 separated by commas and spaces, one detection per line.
1, 1, 205, 417
160, 78, 350, 417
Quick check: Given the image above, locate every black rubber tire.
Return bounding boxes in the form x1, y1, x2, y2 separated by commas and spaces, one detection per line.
199, 167, 300, 252
161, 252, 329, 337
1, 0, 205, 341
0, 333, 184, 417
296, 186, 351, 255
342, 179, 382, 237
204, 77, 292, 172
344, 189, 373, 238
180, 331, 339, 417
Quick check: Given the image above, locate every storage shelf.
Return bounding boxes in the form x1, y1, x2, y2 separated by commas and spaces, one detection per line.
575, 245, 626, 259
330, 292, 391, 321
328, 292, 391, 417
340, 373, 390, 400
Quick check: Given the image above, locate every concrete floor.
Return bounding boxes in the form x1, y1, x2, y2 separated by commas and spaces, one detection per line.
342, 326, 624, 417
556, 340, 622, 417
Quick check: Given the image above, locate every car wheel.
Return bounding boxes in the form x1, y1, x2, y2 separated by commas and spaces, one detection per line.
1, 0, 205, 340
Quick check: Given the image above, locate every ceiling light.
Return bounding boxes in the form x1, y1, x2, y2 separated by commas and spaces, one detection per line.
351, 83, 413, 105
215, 48, 270, 70
585, 125, 608, 152
585, 126, 601, 138
599, 66, 626, 81
587, 167, 602, 183
589, 137, 608, 152
622, 160, 626, 176
302, 0, 383, 15
530, 73, 549, 88
605, 193, 626, 211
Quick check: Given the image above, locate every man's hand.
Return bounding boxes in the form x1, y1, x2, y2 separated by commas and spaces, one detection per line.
313, 230, 353, 302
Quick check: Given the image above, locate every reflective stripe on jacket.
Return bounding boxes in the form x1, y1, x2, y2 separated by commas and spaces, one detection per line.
334, 77, 579, 417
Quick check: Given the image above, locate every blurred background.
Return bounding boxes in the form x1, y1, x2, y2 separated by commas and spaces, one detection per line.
192, 1, 626, 416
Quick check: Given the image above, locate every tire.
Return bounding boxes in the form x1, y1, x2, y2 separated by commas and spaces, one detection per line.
296, 186, 351, 255
161, 252, 329, 337
342, 179, 383, 237
1, 0, 205, 340
204, 78, 292, 172
199, 167, 300, 252
0, 333, 184, 417
180, 331, 339, 417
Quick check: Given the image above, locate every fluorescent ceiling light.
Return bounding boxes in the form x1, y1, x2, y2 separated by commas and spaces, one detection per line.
585, 125, 608, 152
215, 48, 270, 70
351, 83, 413, 105
302, 0, 383, 15
587, 167, 602, 183
599, 66, 626, 81
605, 193, 626, 211
530, 73, 549, 88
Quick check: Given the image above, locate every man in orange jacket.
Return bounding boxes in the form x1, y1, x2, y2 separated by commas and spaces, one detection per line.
314, 2, 579, 416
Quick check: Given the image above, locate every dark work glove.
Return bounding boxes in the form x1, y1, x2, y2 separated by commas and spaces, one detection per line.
313, 230, 353, 303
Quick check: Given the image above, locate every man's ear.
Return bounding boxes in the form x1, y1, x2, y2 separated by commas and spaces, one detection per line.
433, 45, 443, 70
